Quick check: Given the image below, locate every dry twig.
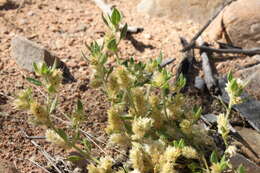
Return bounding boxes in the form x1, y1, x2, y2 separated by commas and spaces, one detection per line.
197, 37, 219, 94
194, 46, 260, 56
182, 0, 235, 52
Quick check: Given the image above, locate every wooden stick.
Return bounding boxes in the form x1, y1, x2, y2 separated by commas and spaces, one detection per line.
92, 0, 142, 33
160, 58, 176, 68
175, 37, 194, 83
182, 0, 235, 52
194, 46, 260, 56
197, 37, 218, 94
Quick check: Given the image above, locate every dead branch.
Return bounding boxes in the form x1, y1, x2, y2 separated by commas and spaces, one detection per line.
175, 37, 194, 83
92, 0, 143, 33
182, 0, 235, 52
198, 37, 219, 94
194, 46, 260, 56
160, 58, 176, 68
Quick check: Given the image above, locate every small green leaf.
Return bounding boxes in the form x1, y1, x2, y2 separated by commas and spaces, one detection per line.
81, 51, 89, 62
107, 38, 117, 52
236, 164, 245, 173
111, 8, 121, 26
193, 106, 202, 120
66, 155, 83, 162
227, 71, 233, 82
82, 139, 92, 153
76, 99, 83, 113
41, 63, 49, 75
49, 96, 58, 114
173, 139, 185, 148
210, 151, 218, 164
26, 77, 42, 86
120, 23, 128, 40
56, 129, 68, 141
100, 54, 108, 65
33, 62, 39, 74
102, 13, 109, 27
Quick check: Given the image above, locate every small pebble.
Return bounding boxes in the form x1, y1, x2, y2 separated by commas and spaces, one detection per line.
144, 33, 152, 40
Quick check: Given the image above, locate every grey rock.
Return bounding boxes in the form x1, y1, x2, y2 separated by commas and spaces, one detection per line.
230, 153, 260, 173
235, 127, 260, 157
207, 0, 260, 49
137, 0, 226, 23
235, 61, 260, 99
11, 35, 56, 72
194, 76, 206, 90
202, 114, 217, 124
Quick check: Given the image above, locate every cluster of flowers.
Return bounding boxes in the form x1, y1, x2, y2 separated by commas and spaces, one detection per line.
14, 8, 246, 173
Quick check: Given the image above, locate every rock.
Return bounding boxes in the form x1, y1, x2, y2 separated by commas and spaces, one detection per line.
207, 0, 260, 49
230, 153, 260, 173
0, 0, 7, 7
235, 60, 260, 99
137, 0, 226, 23
144, 33, 152, 40
235, 127, 260, 157
194, 76, 206, 90
11, 35, 57, 72
27, 11, 35, 16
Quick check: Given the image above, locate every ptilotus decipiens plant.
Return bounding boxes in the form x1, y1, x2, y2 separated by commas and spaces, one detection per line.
14, 7, 246, 173
82, 8, 246, 173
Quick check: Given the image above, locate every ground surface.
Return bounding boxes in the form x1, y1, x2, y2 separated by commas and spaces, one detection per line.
0, 0, 258, 172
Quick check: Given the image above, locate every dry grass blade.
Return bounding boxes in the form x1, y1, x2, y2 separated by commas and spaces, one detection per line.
27, 158, 52, 173
30, 140, 63, 173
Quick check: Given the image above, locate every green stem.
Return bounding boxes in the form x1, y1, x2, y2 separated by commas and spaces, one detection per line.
71, 143, 99, 164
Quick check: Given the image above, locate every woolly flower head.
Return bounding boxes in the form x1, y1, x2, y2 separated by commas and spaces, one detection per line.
225, 145, 237, 157
132, 88, 147, 116
129, 142, 146, 173
45, 129, 70, 149
144, 139, 165, 165
99, 157, 113, 172
30, 101, 49, 125
152, 71, 165, 87
181, 146, 198, 159
217, 114, 230, 137
87, 164, 100, 173
163, 146, 181, 163
106, 106, 124, 134
132, 117, 154, 140
161, 162, 177, 173
109, 133, 130, 148
107, 73, 120, 97
14, 89, 32, 110
225, 77, 247, 105
114, 66, 133, 89
180, 119, 191, 134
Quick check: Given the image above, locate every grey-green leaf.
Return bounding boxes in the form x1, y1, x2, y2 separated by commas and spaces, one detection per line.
49, 96, 58, 114
111, 8, 121, 26
107, 38, 117, 52
26, 77, 42, 86
120, 23, 128, 40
